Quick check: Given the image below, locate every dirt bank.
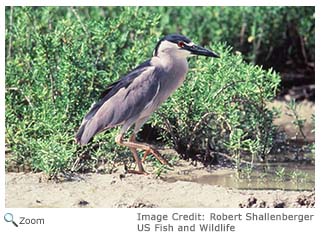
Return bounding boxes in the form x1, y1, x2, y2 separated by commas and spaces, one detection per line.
5, 168, 314, 208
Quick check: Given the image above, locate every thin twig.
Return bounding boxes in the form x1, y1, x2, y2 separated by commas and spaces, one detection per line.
71, 146, 91, 172
253, 27, 263, 64
7, 6, 14, 59
265, 46, 274, 61
187, 112, 216, 151
213, 80, 245, 100
299, 34, 308, 64
240, 22, 247, 45
216, 152, 238, 162
216, 151, 254, 165
49, 72, 55, 103
70, 7, 88, 35
159, 112, 178, 149
6, 87, 34, 108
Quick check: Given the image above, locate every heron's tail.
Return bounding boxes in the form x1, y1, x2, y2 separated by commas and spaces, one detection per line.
75, 101, 103, 145
75, 122, 88, 145
75, 113, 108, 145
76, 119, 101, 145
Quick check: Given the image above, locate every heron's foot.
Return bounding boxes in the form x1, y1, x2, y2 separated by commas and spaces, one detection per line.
116, 133, 172, 173
146, 147, 172, 167
126, 169, 149, 175
124, 156, 148, 175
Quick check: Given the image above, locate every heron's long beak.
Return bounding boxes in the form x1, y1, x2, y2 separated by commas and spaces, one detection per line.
186, 44, 219, 58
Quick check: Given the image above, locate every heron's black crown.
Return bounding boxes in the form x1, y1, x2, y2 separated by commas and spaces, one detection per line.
154, 34, 191, 56
163, 34, 191, 44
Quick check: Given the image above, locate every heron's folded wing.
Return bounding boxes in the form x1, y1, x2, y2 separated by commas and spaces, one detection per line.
76, 63, 162, 145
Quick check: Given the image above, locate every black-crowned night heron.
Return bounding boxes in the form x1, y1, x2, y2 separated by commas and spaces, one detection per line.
76, 34, 218, 174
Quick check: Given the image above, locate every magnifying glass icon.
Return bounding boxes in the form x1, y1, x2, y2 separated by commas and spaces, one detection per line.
4, 213, 18, 227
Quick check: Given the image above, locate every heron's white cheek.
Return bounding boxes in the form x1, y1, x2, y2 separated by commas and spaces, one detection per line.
175, 50, 191, 58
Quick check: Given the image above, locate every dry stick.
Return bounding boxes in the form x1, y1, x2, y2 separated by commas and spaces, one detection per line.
217, 152, 239, 163
240, 22, 247, 45
214, 80, 245, 100
49, 72, 55, 103
70, 7, 88, 35
42, 43, 56, 103
71, 154, 82, 172
159, 112, 178, 150
71, 147, 91, 172
265, 46, 274, 62
6, 87, 34, 109
7, 6, 14, 59
217, 152, 254, 165
253, 27, 263, 64
187, 112, 216, 152
299, 33, 308, 64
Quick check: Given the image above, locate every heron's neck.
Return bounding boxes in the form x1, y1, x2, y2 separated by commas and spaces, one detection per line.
155, 52, 188, 71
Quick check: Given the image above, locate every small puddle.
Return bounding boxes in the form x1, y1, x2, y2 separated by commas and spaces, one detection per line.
165, 163, 314, 191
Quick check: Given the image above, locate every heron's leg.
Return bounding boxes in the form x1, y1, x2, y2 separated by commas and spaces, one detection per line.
128, 133, 140, 163
134, 117, 171, 166
115, 133, 170, 167
116, 133, 147, 174
129, 133, 145, 173
141, 150, 150, 164
130, 134, 150, 165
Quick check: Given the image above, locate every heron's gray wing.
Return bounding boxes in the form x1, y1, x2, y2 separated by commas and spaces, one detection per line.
82, 60, 152, 123
76, 61, 162, 145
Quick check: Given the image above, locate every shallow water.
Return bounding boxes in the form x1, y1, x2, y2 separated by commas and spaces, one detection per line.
165, 163, 315, 191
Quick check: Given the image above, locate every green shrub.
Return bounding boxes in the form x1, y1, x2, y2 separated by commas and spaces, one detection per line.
5, 6, 292, 175
150, 44, 280, 165
5, 6, 162, 174
154, 6, 314, 68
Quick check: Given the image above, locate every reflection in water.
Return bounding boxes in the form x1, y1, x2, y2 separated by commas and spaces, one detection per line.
165, 163, 314, 191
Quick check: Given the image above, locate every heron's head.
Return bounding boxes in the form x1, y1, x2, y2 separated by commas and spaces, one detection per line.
154, 34, 219, 59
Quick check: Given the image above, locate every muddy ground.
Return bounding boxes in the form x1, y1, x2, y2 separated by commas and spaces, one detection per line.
5, 100, 315, 208
5, 169, 314, 208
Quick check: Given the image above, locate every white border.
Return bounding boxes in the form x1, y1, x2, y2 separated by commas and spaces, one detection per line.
1, 1, 322, 240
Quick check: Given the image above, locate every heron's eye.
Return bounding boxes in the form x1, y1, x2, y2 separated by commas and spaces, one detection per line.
177, 41, 185, 48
